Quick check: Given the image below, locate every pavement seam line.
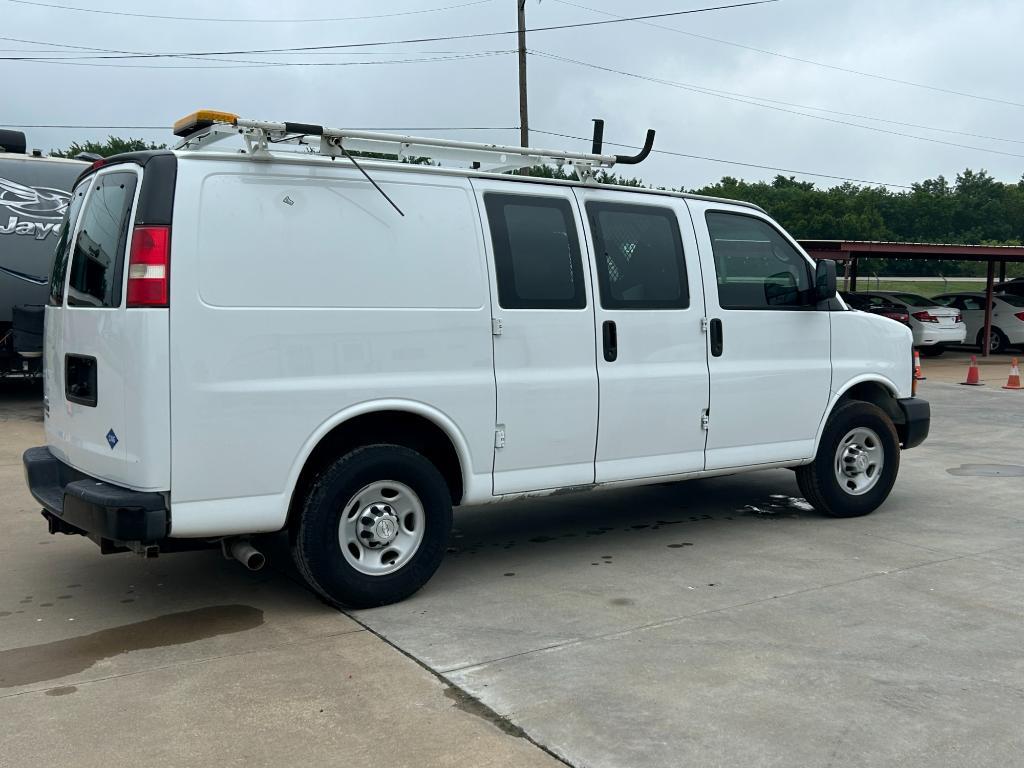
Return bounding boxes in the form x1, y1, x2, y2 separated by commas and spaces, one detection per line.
266, 564, 577, 768
440, 547, 1004, 676
0, 627, 367, 699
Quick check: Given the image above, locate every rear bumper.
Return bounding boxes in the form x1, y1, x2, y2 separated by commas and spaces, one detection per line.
896, 397, 930, 450
917, 326, 967, 346
23, 446, 168, 543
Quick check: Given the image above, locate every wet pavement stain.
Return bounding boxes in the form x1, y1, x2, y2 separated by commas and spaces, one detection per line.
0, 611, 11, 618
45, 686, 77, 697
609, 598, 635, 606
741, 495, 815, 517
667, 543, 694, 549
0, 605, 264, 689
947, 463, 1024, 477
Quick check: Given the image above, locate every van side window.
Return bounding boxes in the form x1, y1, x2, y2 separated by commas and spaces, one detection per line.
586, 202, 689, 310
484, 194, 586, 309
705, 211, 812, 310
49, 179, 89, 306
66, 171, 137, 308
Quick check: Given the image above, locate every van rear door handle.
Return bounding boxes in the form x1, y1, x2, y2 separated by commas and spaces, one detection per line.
602, 320, 618, 362
709, 318, 723, 357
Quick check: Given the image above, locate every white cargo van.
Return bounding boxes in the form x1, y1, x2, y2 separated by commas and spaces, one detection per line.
24, 111, 930, 608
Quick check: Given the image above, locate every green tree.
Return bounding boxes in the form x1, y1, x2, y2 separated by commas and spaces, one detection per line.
51, 136, 167, 158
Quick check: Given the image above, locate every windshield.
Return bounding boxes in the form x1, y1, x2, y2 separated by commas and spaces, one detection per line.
892, 292, 940, 307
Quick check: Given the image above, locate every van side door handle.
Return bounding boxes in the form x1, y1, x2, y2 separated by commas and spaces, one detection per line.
709, 318, 723, 357
602, 320, 618, 362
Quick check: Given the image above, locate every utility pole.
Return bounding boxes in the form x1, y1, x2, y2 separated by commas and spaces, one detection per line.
517, 0, 529, 147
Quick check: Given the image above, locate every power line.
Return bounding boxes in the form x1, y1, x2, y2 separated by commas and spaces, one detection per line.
2, 0, 495, 23
532, 128, 914, 188
0, 1, 780, 61
9, 50, 517, 70
532, 51, 1024, 161
9, 124, 518, 131
528, 49, 1024, 147
552, 0, 1024, 110
0, 34, 514, 67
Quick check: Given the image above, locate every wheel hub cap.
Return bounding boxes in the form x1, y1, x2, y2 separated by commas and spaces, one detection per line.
834, 427, 885, 496
339, 480, 426, 576
357, 503, 400, 548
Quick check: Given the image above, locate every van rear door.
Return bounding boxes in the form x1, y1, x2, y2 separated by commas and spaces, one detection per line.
44, 158, 172, 492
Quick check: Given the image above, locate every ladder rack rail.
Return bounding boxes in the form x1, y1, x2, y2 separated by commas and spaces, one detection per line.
172, 111, 655, 177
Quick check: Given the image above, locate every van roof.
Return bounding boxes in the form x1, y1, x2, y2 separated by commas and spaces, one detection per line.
171, 148, 767, 213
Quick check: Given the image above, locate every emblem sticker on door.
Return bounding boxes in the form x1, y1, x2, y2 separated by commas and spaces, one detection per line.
106, 429, 118, 450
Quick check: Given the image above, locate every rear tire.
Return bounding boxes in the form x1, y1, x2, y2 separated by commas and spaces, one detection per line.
795, 401, 900, 518
976, 328, 1009, 355
291, 445, 452, 609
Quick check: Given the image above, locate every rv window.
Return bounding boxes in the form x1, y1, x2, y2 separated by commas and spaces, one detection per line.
484, 194, 586, 310
66, 171, 137, 308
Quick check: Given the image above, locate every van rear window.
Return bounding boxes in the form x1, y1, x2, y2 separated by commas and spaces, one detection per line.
66, 171, 137, 308
49, 179, 89, 306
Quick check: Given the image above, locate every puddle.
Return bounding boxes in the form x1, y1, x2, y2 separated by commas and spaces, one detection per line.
947, 464, 1024, 477
0, 605, 263, 689
741, 495, 815, 517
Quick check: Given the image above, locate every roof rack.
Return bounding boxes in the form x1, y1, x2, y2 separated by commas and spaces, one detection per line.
172, 111, 655, 179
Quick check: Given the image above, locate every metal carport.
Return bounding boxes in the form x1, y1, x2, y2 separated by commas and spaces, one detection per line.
799, 240, 1024, 357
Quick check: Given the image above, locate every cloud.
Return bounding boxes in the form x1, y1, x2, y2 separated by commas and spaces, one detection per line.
4, 0, 1022, 189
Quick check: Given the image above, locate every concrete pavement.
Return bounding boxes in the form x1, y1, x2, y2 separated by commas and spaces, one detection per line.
0, 382, 563, 768
2, 376, 1022, 767
354, 381, 1024, 767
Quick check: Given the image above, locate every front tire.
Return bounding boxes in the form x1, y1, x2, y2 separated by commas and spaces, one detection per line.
795, 401, 900, 518
292, 445, 452, 609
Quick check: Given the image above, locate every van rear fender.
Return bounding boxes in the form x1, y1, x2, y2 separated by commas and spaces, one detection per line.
285, 401, 478, 526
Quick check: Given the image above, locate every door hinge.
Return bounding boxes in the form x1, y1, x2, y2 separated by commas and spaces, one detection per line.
494, 427, 506, 448
492, 317, 503, 336
701, 409, 710, 431
700, 317, 709, 333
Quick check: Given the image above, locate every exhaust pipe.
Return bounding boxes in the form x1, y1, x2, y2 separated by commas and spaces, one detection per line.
228, 540, 265, 571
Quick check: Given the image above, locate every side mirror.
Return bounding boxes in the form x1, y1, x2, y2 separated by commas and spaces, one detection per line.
814, 259, 837, 302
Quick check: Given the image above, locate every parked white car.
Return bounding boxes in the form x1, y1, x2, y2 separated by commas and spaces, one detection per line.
934, 291, 1024, 354
24, 111, 930, 608
856, 291, 965, 355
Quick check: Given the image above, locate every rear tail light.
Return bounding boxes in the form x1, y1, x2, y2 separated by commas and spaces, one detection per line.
1015, 312, 1024, 322
912, 311, 938, 323
955, 313, 963, 323
126, 225, 170, 307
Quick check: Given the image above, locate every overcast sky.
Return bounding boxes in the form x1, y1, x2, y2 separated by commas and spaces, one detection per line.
4, 0, 1023, 190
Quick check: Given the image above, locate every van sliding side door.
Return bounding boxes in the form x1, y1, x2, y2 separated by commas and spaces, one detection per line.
573, 188, 710, 481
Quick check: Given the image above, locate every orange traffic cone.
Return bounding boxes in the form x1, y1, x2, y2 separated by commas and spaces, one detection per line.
961, 355, 983, 386
913, 350, 926, 381
1002, 358, 1022, 390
